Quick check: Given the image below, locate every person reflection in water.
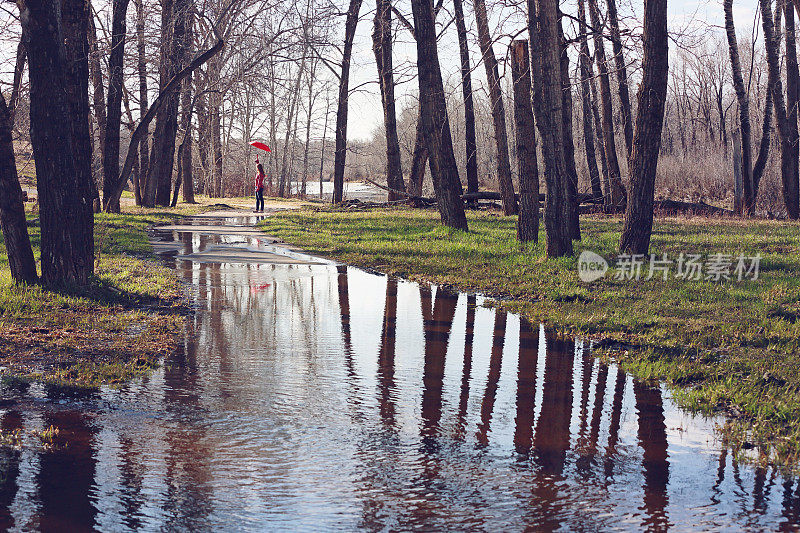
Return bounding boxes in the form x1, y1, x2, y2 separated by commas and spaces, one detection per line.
254, 158, 266, 213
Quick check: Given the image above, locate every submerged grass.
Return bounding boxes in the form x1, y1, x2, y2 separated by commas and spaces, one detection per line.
0, 204, 205, 388
260, 206, 800, 467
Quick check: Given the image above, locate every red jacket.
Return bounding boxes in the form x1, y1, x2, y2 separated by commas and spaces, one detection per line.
254, 171, 265, 190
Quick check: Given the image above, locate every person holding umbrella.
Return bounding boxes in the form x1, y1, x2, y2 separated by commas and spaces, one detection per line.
250, 142, 271, 213
254, 156, 266, 212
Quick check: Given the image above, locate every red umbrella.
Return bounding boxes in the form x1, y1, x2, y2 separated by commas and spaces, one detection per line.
250, 141, 271, 163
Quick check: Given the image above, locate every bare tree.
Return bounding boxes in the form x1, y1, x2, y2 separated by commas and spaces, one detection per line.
0, 93, 37, 284
20, 0, 94, 286
410, 0, 468, 230
760, 0, 799, 219
724, 0, 754, 214
101, 0, 131, 212
511, 40, 539, 243
619, 0, 669, 253
453, 0, 479, 199
588, 0, 626, 207
135, 0, 149, 204
145, 0, 191, 206
528, 0, 572, 256
605, 0, 633, 156
578, 0, 603, 200
373, 0, 405, 200
332, 0, 363, 204
473, 0, 517, 215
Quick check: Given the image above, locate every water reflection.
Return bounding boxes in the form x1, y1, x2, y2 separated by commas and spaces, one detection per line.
0, 217, 797, 530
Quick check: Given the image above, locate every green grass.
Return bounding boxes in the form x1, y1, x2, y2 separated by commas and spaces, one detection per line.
0, 204, 205, 388
260, 206, 800, 467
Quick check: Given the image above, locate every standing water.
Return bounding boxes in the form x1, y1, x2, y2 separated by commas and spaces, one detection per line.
0, 214, 798, 531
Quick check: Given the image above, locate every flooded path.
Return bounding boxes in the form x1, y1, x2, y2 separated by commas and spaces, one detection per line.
1, 213, 799, 531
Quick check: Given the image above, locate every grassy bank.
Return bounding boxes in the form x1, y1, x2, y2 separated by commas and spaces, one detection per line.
260, 207, 800, 466
0, 203, 205, 388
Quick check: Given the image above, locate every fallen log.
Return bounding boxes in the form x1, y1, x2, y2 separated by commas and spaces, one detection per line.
653, 199, 733, 216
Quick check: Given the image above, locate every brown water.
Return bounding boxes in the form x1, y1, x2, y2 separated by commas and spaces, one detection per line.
1, 215, 799, 531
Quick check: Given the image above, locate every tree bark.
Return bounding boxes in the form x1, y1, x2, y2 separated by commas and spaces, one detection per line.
411, 0, 468, 230
453, 0, 479, 198
0, 94, 37, 284
373, 0, 406, 201
753, 88, 773, 196
9, 42, 26, 121
559, 21, 580, 240
619, 0, 668, 254
332, 0, 364, 204
578, 0, 603, 201
528, 0, 572, 256
101, 0, 131, 213
179, 76, 195, 203
210, 90, 223, 197
761, 0, 800, 219
62, 0, 97, 227
511, 40, 539, 243
785, 0, 800, 219
87, 12, 106, 208
145, 0, 188, 206
588, 0, 626, 207
20, 0, 94, 286
474, 0, 517, 215
135, 0, 149, 205
605, 0, 633, 157
724, 0, 753, 214
408, 108, 430, 198
590, 73, 612, 198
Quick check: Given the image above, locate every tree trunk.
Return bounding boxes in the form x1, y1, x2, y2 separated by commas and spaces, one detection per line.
785, 0, 800, 219
179, 73, 195, 203
0, 94, 37, 284
588, 0, 626, 207
196, 84, 210, 195
62, 0, 97, 227
21, 0, 94, 286
578, 0, 603, 201
453, 0, 479, 198
408, 108, 430, 198
725, 0, 753, 214
146, 0, 188, 206
87, 13, 106, 208
9, 42, 26, 121
134, 0, 149, 205
474, 0, 517, 215
373, 0, 405, 201
559, 21, 580, 240
528, 0, 572, 256
619, 0, 668, 254
319, 92, 330, 198
211, 92, 223, 197
101, 0, 131, 213
511, 40, 539, 243
753, 88, 773, 197
590, 74, 612, 198
761, 0, 800, 219
410, 0, 468, 230
605, 0, 634, 157
332, 0, 363, 204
